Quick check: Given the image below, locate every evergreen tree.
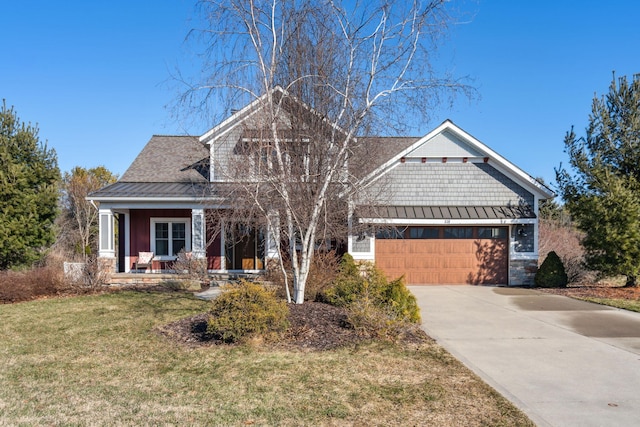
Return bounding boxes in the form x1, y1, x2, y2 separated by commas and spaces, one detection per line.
0, 101, 60, 269
557, 74, 640, 286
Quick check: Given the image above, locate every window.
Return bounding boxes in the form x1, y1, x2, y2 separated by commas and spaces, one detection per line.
409, 227, 440, 239
444, 227, 473, 239
478, 227, 508, 239
151, 219, 190, 258
375, 227, 405, 239
513, 224, 534, 252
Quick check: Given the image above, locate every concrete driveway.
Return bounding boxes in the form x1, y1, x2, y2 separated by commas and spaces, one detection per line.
409, 285, 640, 427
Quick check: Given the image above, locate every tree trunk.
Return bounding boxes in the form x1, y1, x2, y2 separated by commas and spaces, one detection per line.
624, 275, 637, 287
292, 240, 312, 304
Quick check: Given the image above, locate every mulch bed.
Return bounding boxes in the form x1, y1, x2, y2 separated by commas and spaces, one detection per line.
539, 285, 640, 300
157, 301, 432, 351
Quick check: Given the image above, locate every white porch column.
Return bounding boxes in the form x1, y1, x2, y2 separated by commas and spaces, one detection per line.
191, 208, 206, 259
98, 208, 116, 272
98, 208, 116, 259
266, 210, 280, 260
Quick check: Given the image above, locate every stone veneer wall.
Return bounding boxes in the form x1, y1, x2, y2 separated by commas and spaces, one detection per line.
99, 257, 116, 276
509, 259, 538, 286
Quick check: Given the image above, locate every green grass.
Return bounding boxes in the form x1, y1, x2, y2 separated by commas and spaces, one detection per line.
578, 297, 640, 312
0, 290, 533, 426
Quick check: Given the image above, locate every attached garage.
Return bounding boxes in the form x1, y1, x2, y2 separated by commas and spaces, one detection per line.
374, 226, 509, 285
348, 120, 555, 286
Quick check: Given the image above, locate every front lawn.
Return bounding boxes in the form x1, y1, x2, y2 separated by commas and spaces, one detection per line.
0, 290, 533, 426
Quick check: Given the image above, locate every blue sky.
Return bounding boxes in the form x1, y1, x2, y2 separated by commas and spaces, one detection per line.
2, 1, 639, 192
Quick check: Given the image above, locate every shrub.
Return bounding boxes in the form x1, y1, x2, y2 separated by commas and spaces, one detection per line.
268, 250, 340, 302
207, 280, 289, 343
539, 218, 594, 284
321, 254, 421, 326
0, 265, 65, 303
170, 250, 209, 289
347, 297, 425, 342
535, 251, 568, 288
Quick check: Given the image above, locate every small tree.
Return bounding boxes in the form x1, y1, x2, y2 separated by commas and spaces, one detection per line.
59, 166, 117, 260
557, 74, 640, 286
0, 101, 60, 269
535, 251, 568, 288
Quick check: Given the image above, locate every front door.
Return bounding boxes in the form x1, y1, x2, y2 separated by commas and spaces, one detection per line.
225, 225, 265, 270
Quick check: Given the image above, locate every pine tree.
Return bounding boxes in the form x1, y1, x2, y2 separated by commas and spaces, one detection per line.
0, 101, 60, 269
557, 74, 640, 286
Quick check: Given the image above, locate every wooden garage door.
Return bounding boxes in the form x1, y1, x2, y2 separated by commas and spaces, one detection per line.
375, 226, 508, 285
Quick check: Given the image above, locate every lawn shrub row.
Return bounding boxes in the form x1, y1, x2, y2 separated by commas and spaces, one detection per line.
0, 265, 65, 303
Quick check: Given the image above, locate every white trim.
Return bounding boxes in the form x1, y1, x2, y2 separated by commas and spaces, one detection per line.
89, 196, 224, 204
199, 93, 269, 144
123, 210, 131, 273
220, 222, 226, 270
150, 217, 192, 260
191, 208, 206, 259
509, 223, 538, 258
97, 202, 229, 210
98, 209, 115, 258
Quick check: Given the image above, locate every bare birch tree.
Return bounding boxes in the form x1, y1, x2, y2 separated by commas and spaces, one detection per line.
180, 0, 472, 303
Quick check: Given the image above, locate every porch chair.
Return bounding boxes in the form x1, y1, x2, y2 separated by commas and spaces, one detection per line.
135, 252, 154, 273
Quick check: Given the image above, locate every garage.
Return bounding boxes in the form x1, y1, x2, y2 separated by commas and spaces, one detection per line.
375, 226, 509, 285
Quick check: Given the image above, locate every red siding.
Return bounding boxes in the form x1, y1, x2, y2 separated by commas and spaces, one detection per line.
128, 209, 222, 270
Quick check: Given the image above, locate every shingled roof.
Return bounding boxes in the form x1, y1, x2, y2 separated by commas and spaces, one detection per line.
120, 135, 209, 183
356, 136, 420, 176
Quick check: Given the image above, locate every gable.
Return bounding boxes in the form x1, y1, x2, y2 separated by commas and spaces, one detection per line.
364, 120, 554, 201
201, 88, 351, 182
408, 130, 484, 158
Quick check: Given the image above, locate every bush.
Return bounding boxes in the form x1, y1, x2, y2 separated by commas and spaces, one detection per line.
170, 250, 209, 289
0, 266, 65, 303
535, 251, 568, 288
207, 280, 289, 343
268, 250, 340, 302
346, 298, 425, 342
321, 254, 421, 327
538, 218, 592, 284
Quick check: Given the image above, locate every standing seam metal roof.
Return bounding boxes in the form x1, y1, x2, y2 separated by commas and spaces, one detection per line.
357, 205, 536, 220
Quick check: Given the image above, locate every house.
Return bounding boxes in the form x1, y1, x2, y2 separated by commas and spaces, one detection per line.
89, 96, 554, 286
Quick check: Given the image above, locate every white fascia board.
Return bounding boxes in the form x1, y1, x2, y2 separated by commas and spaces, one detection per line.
362, 119, 555, 200
199, 98, 265, 145
88, 196, 218, 204
438, 122, 555, 199
199, 86, 288, 145
94, 200, 231, 210
360, 218, 537, 225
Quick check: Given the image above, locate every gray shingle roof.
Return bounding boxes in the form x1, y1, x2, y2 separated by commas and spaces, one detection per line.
120, 135, 209, 183
356, 136, 420, 175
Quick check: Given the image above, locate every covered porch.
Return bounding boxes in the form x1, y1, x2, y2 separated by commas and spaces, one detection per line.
96, 204, 276, 275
